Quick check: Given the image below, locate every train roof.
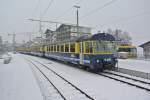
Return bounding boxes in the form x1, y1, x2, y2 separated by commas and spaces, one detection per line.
75, 33, 115, 42
45, 33, 115, 45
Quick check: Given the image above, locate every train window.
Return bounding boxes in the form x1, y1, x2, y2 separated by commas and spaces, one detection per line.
48, 45, 50, 52
93, 41, 105, 53
61, 44, 64, 52
51, 45, 53, 52
57, 45, 60, 52
54, 45, 56, 52
70, 43, 75, 52
46, 46, 47, 52
49, 46, 50, 52
65, 44, 69, 52
84, 42, 93, 53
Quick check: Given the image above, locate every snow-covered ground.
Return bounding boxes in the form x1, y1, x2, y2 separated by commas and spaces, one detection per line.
118, 59, 150, 73
23, 54, 150, 100
0, 53, 43, 100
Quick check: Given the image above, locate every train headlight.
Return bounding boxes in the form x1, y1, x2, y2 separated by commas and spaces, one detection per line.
96, 59, 99, 63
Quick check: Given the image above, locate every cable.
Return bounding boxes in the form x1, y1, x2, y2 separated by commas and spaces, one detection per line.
56, 7, 74, 19
56, 0, 84, 19
41, 0, 54, 18
76, 0, 83, 5
99, 10, 150, 27
31, 0, 41, 17
81, 0, 118, 19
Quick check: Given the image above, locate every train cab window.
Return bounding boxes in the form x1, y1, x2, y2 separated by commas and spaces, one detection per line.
65, 44, 69, 52
61, 44, 64, 52
70, 43, 75, 52
84, 42, 93, 53
54, 45, 56, 52
93, 41, 102, 53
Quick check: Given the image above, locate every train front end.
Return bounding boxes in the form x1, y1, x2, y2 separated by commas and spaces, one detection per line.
81, 33, 117, 71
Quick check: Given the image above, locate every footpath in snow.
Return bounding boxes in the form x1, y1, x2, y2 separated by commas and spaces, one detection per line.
0, 53, 43, 100
118, 59, 150, 73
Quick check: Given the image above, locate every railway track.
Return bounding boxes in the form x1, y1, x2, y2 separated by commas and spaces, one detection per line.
25, 55, 150, 95
104, 70, 150, 85
99, 70, 150, 91
26, 58, 95, 100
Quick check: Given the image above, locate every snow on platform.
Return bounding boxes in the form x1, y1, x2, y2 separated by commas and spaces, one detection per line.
0, 53, 43, 100
118, 59, 150, 73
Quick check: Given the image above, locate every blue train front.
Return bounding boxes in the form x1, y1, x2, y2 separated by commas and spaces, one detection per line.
76, 33, 117, 71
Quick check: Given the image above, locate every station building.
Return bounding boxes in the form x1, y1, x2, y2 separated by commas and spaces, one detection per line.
139, 41, 150, 59
55, 24, 91, 42
44, 24, 91, 43
44, 29, 57, 43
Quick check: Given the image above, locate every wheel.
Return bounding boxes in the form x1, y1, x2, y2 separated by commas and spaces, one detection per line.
78, 65, 86, 69
86, 67, 91, 72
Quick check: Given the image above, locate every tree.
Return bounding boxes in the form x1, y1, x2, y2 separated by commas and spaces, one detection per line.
106, 28, 132, 44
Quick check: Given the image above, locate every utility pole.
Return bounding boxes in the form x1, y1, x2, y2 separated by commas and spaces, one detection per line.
39, 20, 42, 37
74, 5, 80, 37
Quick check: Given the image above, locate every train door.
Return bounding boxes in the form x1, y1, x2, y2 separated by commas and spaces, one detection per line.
79, 42, 84, 65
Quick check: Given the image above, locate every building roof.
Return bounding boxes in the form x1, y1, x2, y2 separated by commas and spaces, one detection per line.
139, 41, 150, 48
44, 29, 54, 34
56, 24, 91, 31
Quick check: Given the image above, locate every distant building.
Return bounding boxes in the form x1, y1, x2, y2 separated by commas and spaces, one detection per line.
44, 29, 57, 43
32, 37, 44, 44
2, 41, 14, 52
139, 41, 150, 59
0, 36, 3, 54
56, 24, 91, 42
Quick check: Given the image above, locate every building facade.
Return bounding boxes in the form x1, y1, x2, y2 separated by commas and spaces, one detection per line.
44, 29, 56, 43
0, 36, 3, 54
139, 41, 150, 59
56, 24, 91, 42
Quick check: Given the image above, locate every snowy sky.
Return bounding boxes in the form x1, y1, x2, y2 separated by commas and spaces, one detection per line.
0, 0, 150, 46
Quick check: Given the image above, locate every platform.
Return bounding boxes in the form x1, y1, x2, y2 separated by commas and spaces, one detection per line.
0, 53, 43, 100
117, 59, 150, 79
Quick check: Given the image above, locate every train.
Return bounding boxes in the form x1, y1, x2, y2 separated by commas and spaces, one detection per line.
117, 44, 137, 59
17, 33, 118, 72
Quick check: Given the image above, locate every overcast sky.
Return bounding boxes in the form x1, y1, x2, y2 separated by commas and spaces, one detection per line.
0, 0, 150, 46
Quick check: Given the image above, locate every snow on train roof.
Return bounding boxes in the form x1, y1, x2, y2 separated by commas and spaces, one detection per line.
76, 33, 115, 42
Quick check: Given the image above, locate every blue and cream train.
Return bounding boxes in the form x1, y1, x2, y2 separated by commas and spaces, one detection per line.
17, 33, 117, 72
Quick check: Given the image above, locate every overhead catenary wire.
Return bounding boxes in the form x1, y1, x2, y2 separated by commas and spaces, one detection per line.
41, 0, 54, 18
56, 0, 84, 19
98, 10, 150, 27
81, 0, 118, 19
31, 0, 41, 17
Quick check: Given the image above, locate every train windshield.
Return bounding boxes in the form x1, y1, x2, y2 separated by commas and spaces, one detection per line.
118, 48, 137, 53
93, 41, 116, 53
